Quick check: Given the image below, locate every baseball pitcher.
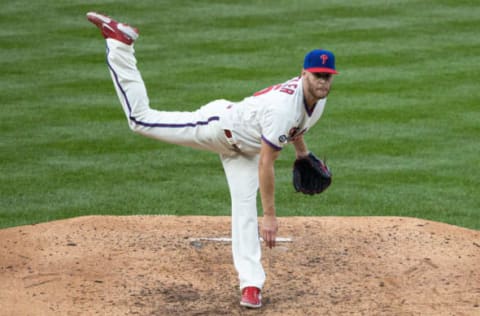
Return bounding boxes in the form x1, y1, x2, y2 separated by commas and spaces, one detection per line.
87, 12, 336, 309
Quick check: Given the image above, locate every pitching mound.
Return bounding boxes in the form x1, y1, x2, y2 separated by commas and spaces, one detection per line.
0, 216, 478, 315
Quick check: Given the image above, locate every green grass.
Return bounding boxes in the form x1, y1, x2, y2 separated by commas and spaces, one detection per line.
1, 0, 479, 230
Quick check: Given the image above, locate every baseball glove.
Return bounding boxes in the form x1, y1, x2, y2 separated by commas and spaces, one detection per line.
293, 153, 332, 195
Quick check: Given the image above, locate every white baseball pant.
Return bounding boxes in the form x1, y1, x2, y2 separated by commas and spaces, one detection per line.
105, 39, 265, 290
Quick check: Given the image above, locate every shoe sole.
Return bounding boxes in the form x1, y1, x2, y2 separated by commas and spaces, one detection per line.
86, 12, 111, 27
240, 301, 262, 308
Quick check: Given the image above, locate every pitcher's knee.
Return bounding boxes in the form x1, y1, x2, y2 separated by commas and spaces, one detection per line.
127, 119, 143, 134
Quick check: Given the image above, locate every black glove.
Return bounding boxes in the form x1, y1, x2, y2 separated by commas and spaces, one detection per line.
293, 153, 332, 195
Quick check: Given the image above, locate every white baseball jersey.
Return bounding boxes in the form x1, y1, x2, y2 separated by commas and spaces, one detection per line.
221, 76, 327, 153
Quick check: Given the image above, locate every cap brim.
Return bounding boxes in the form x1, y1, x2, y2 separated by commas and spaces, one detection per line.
306, 67, 339, 74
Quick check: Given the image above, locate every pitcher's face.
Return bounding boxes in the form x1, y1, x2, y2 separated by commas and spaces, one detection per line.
302, 70, 333, 100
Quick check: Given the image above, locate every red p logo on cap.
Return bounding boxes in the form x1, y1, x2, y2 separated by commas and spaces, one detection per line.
320, 54, 329, 65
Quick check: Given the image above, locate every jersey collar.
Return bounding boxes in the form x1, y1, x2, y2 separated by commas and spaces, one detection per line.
303, 97, 316, 117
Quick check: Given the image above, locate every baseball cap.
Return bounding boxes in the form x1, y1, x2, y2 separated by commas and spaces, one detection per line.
303, 49, 338, 74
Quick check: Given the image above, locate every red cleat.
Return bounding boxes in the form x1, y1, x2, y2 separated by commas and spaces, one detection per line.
86, 12, 139, 45
240, 286, 262, 308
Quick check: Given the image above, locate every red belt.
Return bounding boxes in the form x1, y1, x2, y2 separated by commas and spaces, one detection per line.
224, 130, 240, 151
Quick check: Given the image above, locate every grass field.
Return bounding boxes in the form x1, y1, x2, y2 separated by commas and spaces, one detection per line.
1, 0, 479, 230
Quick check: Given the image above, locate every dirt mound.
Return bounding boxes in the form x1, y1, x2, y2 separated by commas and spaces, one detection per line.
0, 216, 478, 315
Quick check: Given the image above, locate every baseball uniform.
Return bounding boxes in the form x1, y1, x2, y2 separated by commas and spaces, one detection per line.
105, 39, 329, 290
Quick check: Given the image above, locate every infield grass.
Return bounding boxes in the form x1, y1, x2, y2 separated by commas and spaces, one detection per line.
1, 0, 479, 229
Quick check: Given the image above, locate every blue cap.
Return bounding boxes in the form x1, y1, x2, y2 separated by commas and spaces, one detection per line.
303, 49, 338, 74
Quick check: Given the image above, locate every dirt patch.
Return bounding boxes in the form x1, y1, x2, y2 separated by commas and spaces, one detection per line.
0, 216, 478, 315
